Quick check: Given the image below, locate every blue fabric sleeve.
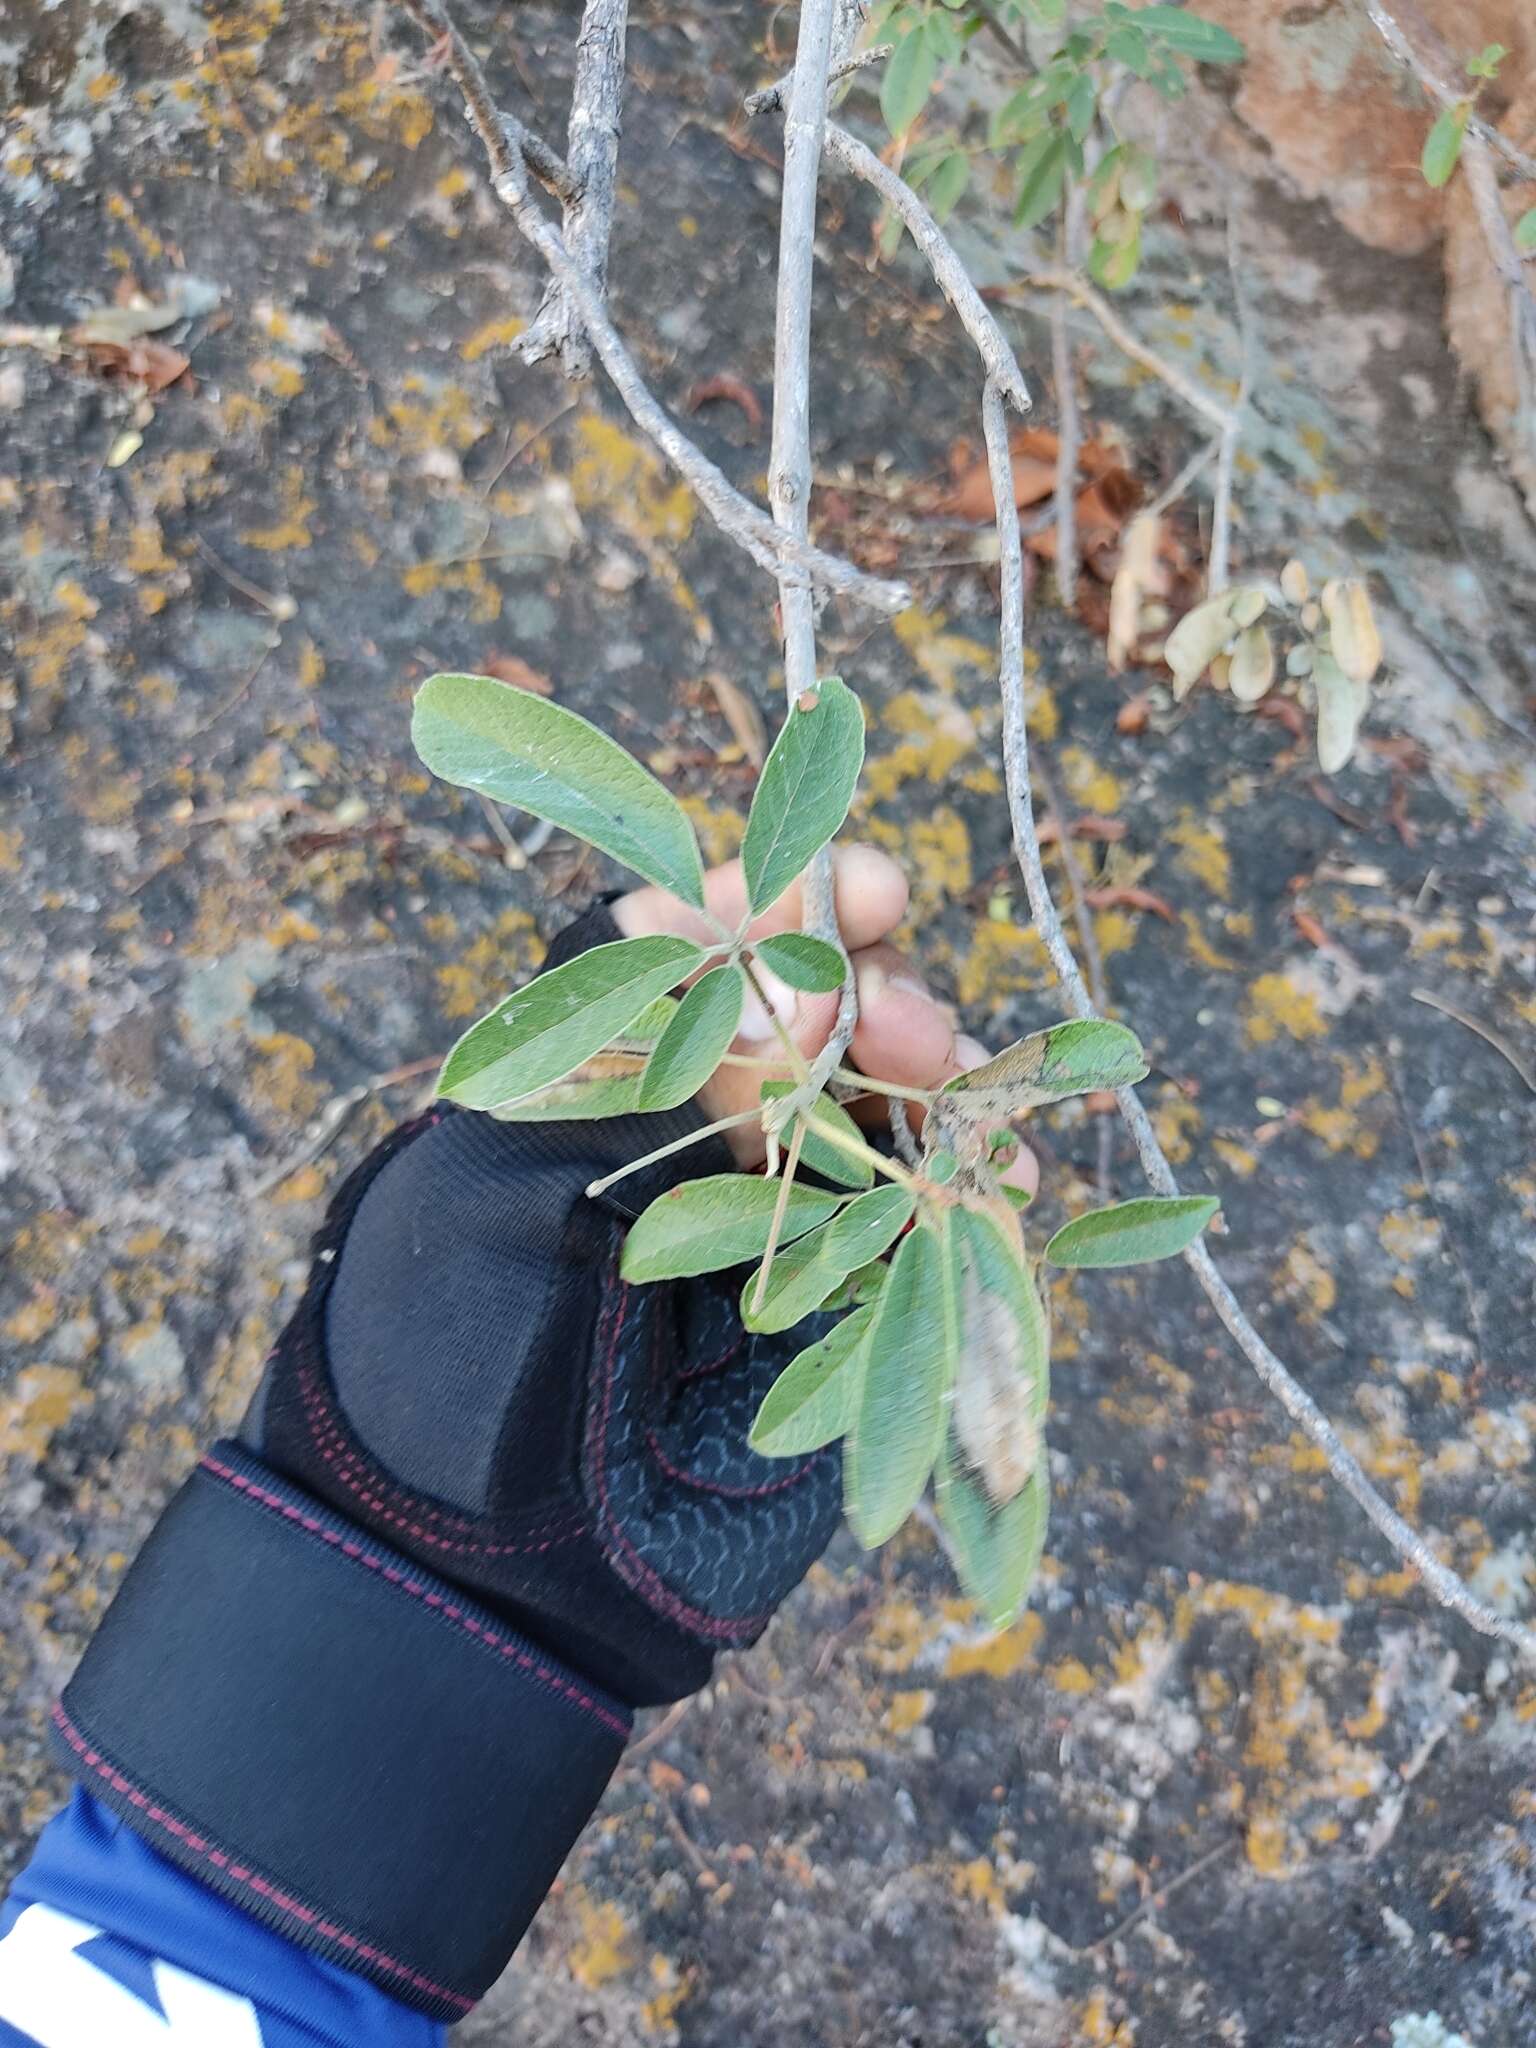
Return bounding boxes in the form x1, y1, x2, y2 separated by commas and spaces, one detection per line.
0, 1791, 445, 2048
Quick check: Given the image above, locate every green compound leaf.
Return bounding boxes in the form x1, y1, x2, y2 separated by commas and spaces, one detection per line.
750, 931, 847, 994
938, 1018, 1148, 1120
750, 1307, 873, 1457
761, 1084, 875, 1190
438, 936, 704, 1111
1516, 206, 1536, 252
636, 964, 746, 1113
1133, 6, 1244, 63
413, 674, 706, 907
1421, 100, 1469, 188
1044, 1193, 1219, 1269
741, 678, 865, 916
621, 1174, 843, 1282
844, 1223, 952, 1547
937, 1438, 1051, 1630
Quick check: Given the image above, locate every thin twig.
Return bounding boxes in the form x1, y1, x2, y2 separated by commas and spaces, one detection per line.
746, 43, 892, 117
1208, 204, 1251, 595
982, 376, 1536, 1665
1050, 258, 1079, 608
1144, 436, 1221, 522
820, 125, 1032, 413
1411, 988, 1536, 1093
518, 0, 629, 376
1077, 1837, 1238, 1958
398, 0, 575, 199
247, 1054, 441, 1198
1363, 3, 1536, 484
1016, 270, 1236, 436
398, 0, 907, 613
889, 1094, 923, 1169
1363, 2, 1536, 185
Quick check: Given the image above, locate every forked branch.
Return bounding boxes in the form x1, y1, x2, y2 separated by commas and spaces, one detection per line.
397, 0, 908, 613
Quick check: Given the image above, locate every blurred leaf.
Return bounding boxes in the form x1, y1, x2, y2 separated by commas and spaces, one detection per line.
927, 145, 971, 222
882, 24, 938, 135
636, 964, 746, 1112
622, 1174, 842, 1282
1044, 1193, 1219, 1268
750, 931, 847, 993
1066, 72, 1097, 143
741, 676, 864, 915
845, 1222, 951, 1546
1014, 130, 1069, 230
438, 936, 703, 1110
1089, 215, 1142, 289
1021, 0, 1066, 23
750, 1307, 873, 1456
1285, 640, 1315, 678
1517, 206, 1536, 251
1105, 23, 1151, 74
1320, 577, 1382, 685
1465, 42, 1507, 80
1087, 143, 1125, 221
951, 1208, 1049, 1505
1118, 142, 1158, 212
1228, 623, 1274, 703
939, 1018, 1148, 1119
1421, 100, 1469, 187
413, 675, 706, 907
1135, 6, 1244, 62
761, 1084, 874, 1188
937, 1439, 1050, 1628
1313, 651, 1370, 774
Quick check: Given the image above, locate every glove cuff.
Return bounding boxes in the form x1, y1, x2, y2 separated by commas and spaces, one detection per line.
53, 1440, 630, 2020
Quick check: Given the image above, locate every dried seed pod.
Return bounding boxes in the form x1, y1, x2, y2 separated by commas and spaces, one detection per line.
1229, 622, 1275, 703
1320, 577, 1383, 685
1279, 557, 1310, 606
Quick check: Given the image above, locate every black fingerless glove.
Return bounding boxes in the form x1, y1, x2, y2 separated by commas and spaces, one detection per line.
53, 905, 840, 2020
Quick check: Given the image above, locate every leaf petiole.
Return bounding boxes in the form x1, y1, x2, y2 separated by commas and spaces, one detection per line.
585, 1106, 765, 1199
751, 1118, 808, 1315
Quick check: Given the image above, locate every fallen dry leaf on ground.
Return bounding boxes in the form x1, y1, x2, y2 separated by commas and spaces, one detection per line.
1084, 884, 1176, 922
479, 652, 554, 693
684, 374, 764, 436
703, 672, 767, 766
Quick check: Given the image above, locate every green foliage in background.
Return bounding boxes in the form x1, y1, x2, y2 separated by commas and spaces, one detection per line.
871, 1, 1243, 287
413, 672, 1220, 1626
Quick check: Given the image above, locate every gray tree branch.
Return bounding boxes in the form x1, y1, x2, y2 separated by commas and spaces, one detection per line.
766, 0, 858, 1104
398, 0, 908, 612
982, 377, 1535, 1662
519, 0, 630, 377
